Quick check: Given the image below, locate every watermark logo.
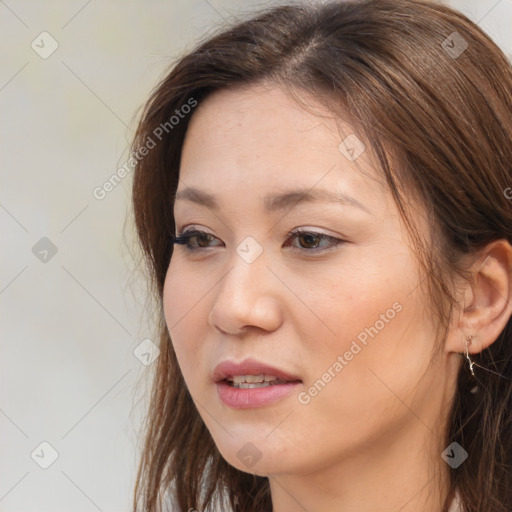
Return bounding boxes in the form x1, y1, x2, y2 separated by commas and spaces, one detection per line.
442, 442, 468, 469
297, 301, 403, 405
133, 338, 160, 366
93, 97, 197, 200
236, 236, 263, 264
236, 442, 262, 468
32, 237, 58, 263
441, 32, 468, 59
31, 32, 59, 59
338, 134, 366, 161
31, 441, 59, 469
151, 97, 198, 140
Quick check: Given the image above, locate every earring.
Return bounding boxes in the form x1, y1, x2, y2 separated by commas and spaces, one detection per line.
465, 335, 476, 377
463, 334, 509, 387
465, 336, 479, 394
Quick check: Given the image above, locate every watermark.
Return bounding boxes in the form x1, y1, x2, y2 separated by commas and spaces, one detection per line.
133, 338, 160, 366
236, 441, 263, 468
442, 442, 468, 468
92, 97, 197, 200
504, 187, 512, 200
32, 237, 58, 263
31, 441, 59, 469
236, 236, 263, 263
31, 31, 59, 59
338, 133, 366, 161
152, 97, 197, 140
441, 31, 468, 59
297, 301, 403, 405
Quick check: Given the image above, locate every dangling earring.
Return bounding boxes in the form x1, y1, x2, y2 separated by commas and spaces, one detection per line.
465, 335, 476, 376
463, 334, 509, 388
465, 336, 479, 394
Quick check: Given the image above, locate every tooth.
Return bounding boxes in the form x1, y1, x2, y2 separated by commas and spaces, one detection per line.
235, 382, 272, 389
245, 374, 265, 383
232, 374, 265, 384
264, 375, 278, 382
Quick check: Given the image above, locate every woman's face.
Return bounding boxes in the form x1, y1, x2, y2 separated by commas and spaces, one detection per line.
163, 82, 451, 477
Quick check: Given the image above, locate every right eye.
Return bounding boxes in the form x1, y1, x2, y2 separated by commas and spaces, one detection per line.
171, 229, 224, 250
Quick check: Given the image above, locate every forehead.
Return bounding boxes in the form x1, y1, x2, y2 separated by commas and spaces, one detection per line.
182, 82, 342, 157
177, 82, 387, 213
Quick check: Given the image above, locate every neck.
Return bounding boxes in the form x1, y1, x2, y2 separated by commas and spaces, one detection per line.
269, 420, 452, 512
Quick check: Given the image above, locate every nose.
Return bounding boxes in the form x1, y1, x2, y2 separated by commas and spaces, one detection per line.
208, 250, 283, 336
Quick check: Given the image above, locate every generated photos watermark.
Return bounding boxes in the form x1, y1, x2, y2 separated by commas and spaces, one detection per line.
297, 301, 403, 405
93, 97, 197, 200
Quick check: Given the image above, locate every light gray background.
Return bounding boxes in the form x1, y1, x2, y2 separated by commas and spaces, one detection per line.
1, 1, 511, 511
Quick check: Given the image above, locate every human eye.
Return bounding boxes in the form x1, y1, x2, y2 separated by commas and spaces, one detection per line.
171, 228, 223, 251
170, 227, 346, 254
284, 228, 346, 252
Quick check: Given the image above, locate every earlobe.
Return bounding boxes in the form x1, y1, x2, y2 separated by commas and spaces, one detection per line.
449, 240, 512, 355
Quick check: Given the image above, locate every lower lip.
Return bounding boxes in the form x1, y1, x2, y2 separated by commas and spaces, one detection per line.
216, 380, 302, 409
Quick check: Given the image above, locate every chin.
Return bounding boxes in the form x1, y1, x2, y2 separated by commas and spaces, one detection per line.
213, 434, 296, 476
224, 454, 286, 477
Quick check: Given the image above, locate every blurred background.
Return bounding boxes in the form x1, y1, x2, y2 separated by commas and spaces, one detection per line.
1, 0, 511, 510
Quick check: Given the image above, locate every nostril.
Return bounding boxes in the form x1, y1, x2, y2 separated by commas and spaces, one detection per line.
216, 325, 245, 336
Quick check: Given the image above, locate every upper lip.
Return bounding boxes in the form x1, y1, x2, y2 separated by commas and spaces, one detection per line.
213, 358, 302, 383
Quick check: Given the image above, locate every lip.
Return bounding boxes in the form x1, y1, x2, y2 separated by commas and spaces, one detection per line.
213, 358, 302, 409
213, 358, 301, 383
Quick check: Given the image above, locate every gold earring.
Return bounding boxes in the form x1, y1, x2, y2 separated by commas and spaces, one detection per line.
465, 335, 475, 376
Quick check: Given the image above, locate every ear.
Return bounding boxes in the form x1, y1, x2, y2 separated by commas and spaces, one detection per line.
445, 239, 512, 355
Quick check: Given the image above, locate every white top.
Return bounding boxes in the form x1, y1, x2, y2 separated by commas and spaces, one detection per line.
447, 490, 463, 512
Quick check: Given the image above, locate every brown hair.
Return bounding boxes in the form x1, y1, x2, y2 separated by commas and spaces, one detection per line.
130, 1, 512, 510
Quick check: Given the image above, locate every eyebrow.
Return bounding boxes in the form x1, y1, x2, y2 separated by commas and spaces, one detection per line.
174, 186, 371, 214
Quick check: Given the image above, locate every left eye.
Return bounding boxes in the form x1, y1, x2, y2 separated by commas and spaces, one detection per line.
172, 228, 345, 253
286, 230, 343, 250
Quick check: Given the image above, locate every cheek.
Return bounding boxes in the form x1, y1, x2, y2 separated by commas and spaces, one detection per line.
163, 257, 209, 333
289, 246, 414, 348
295, 247, 427, 407
283, 300, 430, 472
162, 261, 209, 385
309, 302, 418, 393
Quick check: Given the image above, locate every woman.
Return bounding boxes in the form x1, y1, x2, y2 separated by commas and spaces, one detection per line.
130, 1, 512, 511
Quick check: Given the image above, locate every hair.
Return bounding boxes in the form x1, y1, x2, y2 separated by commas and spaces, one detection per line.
130, 1, 512, 511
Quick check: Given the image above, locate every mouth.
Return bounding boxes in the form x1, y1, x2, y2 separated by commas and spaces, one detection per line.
223, 374, 300, 389
213, 358, 302, 383
213, 359, 302, 408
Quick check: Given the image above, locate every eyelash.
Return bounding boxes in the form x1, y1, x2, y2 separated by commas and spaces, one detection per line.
170, 228, 346, 253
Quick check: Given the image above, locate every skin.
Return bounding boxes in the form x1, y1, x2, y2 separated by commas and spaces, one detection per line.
162, 81, 512, 512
